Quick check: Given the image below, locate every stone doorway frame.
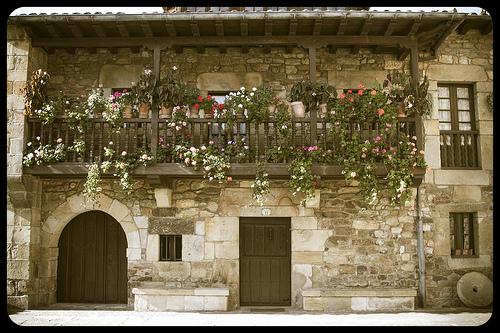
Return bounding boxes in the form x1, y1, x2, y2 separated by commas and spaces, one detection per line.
40, 193, 142, 305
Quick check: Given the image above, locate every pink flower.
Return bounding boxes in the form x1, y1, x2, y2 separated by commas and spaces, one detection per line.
349, 97, 354, 102
339, 93, 346, 99
194, 103, 200, 110
347, 90, 353, 94
358, 90, 364, 96
358, 84, 364, 89
377, 108, 385, 116
227, 176, 233, 182
197, 95, 203, 102
370, 89, 377, 96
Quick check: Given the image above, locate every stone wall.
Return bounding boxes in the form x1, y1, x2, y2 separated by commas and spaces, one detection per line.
419, 30, 493, 307
8, 23, 493, 310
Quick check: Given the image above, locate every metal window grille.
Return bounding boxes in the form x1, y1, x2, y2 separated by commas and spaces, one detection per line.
159, 235, 182, 261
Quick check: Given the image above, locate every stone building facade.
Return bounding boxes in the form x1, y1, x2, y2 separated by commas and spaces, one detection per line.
7, 9, 492, 311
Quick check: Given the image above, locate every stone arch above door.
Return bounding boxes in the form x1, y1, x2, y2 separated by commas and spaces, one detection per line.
41, 193, 141, 259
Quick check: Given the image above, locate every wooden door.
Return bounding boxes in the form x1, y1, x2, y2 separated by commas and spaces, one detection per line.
57, 211, 128, 303
240, 217, 291, 306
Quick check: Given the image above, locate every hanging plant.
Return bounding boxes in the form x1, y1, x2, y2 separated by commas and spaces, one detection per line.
83, 163, 102, 205
22, 69, 50, 116
251, 162, 270, 206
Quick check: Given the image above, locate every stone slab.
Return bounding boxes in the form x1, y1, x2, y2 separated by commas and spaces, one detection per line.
433, 170, 490, 186
194, 288, 230, 296
148, 217, 194, 234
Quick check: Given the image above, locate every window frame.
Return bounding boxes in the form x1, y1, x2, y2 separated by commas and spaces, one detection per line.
449, 212, 479, 258
159, 234, 182, 261
437, 83, 476, 132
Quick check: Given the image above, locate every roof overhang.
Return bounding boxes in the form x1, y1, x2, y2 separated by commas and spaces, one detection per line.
8, 10, 492, 59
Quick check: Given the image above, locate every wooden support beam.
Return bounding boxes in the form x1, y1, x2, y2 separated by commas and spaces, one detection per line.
312, 19, 322, 36
32, 35, 415, 49
151, 46, 160, 157
141, 21, 153, 37
308, 47, 316, 83
265, 20, 273, 36
240, 21, 248, 36
190, 21, 200, 37
215, 20, 224, 36
430, 18, 465, 56
289, 19, 298, 35
263, 45, 271, 54
165, 21, 177, 37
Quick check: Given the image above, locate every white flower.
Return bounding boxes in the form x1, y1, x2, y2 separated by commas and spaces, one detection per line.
238, 104, 243, 108
121, 151, 127, 156
57, 138, 63, 143
250, 92, 255, 97
141, 154, 148, 160
191, 161, 197, 166
350, 171, 357, 178
252, 87, 257, 91
27, 142, 32, 146
240, 87, 245, 91
172, 66, 178, 70
27, 153, 34, 159
36, 136, 40, 141
200, 145, 206, 151
182, 121, 187, 126
190, 147, 197, 153
184, 157, 190, 165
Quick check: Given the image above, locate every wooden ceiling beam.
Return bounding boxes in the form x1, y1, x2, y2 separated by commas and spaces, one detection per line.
44, 22, 60, 38
190, 21, 200, 37
312, 19, 322, 36
67, 21, 83, 38
116, 22, 130, 38
336, 15, 348, 35
92, 23, 106, 38
352, 16, 372, 55
240, 21, 248, 36
165, 21, 177, 37
215, 20, 224, 36
141, 21, 153, 37
265, 20, 273, 36
289, 19, 297, 35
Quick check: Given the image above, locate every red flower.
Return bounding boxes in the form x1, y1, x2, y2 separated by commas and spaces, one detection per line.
347, 89, 353, 94
339, 93, 345, 99
197, 95, 203, 102
377, 108, 385, 116
207, 95, 212, 101
194, 103, 200, 110
357, 90, 364, 96
218, 103, 225, 110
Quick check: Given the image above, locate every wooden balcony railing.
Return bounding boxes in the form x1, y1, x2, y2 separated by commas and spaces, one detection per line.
440, 130, 480, 169
26, 116, 417, 166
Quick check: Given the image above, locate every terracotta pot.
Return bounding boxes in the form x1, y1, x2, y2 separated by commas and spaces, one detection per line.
190, 108, 199, 118
159, 105, 173, 118
122, 105, 134, 119
268, 104, 276, 113
290, 101, 305, 118
139, 102, 150, 118
198, 109, 205, 119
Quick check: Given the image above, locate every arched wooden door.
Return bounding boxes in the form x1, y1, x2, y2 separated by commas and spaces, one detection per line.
57, 211, 128, 303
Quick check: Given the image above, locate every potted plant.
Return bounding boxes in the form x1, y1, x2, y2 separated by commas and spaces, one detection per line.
115, 89, 136, 119
86, 86, 108, 118
289, 81, 309, 117
313, 83, 336, 118
132, 68, 156, 118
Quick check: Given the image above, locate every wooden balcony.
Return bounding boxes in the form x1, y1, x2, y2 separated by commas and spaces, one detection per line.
440, 130, 480, 169
23, 116, 425, 182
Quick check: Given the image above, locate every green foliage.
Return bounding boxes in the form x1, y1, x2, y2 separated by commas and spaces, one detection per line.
251, 162, 270, 206
22, 69, 50, 116
290, 81, 336, 111
83, 163, 102, 205
132, 68, 156, 104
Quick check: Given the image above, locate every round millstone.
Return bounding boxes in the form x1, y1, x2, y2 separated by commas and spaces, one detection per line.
457, 272, 493, 308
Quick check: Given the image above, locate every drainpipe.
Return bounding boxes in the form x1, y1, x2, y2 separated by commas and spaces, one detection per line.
416, 185, 426, 307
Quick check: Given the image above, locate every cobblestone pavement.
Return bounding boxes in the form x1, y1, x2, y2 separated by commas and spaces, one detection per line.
8, 307, 492, 326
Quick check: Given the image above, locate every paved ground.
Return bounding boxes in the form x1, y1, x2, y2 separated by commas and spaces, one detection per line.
7, 305, 493, 326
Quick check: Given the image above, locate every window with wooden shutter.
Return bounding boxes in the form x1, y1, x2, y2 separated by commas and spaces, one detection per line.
450, 212, 478, 257
438, 84, 480, 169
